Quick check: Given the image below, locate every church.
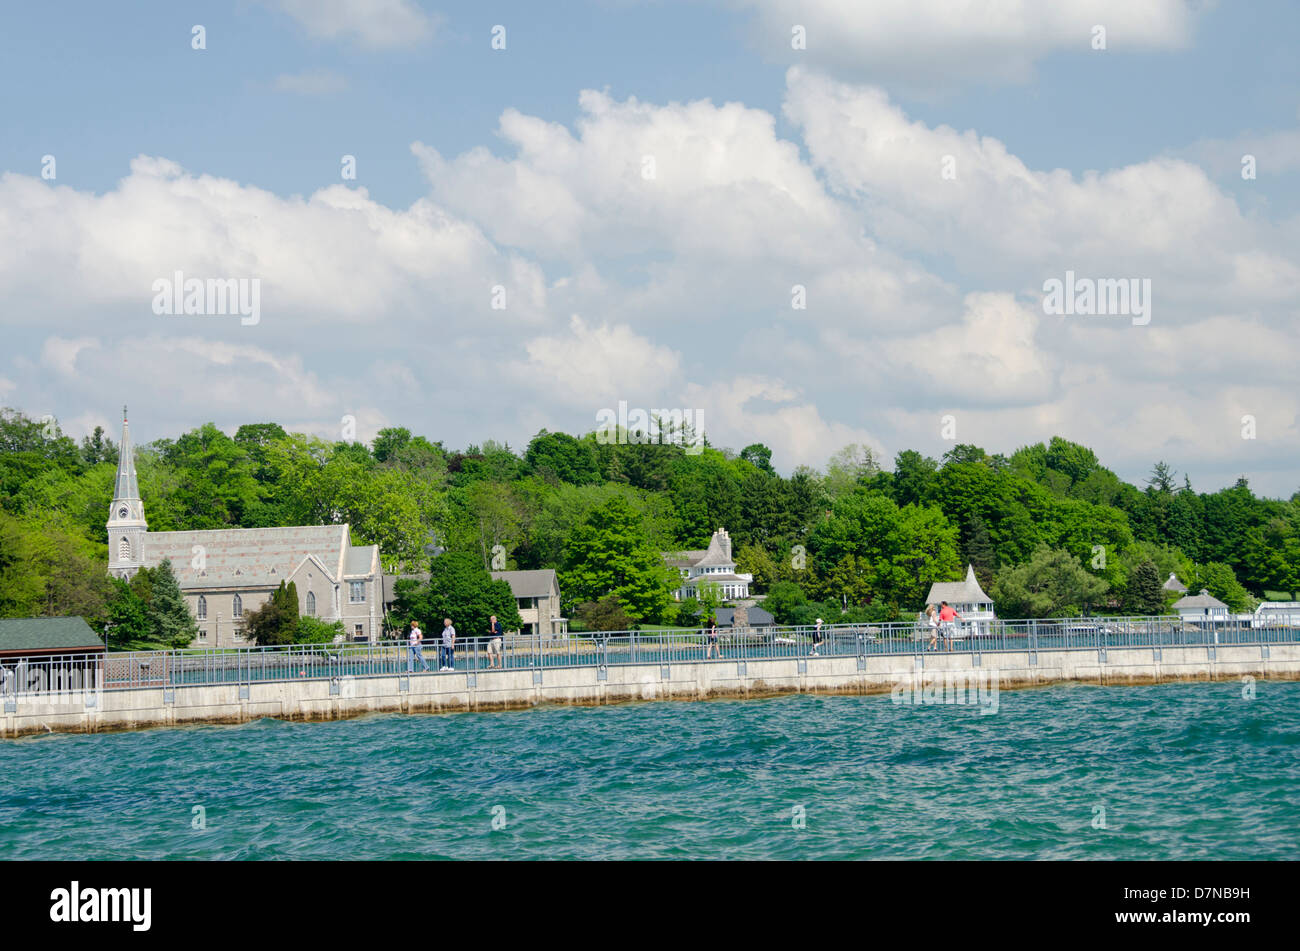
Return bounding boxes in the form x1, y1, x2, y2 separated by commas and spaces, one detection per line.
106, 410, 383, 647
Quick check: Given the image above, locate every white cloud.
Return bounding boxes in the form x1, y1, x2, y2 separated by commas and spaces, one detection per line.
268, 0, 435, 49
734, 0, 1200, 89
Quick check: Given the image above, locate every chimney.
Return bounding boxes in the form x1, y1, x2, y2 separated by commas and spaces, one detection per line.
718, 528, 731, 560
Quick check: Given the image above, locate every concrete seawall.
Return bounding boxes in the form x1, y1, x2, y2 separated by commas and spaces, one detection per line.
4, 643, 1298, 739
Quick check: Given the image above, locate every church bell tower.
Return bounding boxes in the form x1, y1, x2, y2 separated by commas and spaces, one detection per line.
107, 405, 148, 580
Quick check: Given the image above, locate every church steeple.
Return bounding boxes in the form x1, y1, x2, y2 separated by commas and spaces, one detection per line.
107, 405, 147, 579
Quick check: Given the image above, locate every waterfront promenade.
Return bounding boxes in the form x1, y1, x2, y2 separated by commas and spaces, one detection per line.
4, 616, 1299, 738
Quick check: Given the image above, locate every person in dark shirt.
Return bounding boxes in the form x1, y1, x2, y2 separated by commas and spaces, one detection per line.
487, 615, 504, 669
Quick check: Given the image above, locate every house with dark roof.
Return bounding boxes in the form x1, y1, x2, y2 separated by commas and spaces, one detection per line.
105, 409, 382, 646
665, 528, 752, 601
715, 606, 774, 630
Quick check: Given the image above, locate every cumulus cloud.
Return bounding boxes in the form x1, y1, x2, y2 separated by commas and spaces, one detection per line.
733, 0, 1200, 89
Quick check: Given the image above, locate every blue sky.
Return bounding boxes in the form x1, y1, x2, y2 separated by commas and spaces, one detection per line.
1, 0, 1298, 495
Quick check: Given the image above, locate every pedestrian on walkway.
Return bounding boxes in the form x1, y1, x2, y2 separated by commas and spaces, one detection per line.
938, 601, 961, 651
486, 615, 504, 669
811, 617, 824, 656
408, 621, 429, 672
440, 617, 457, 670
925, 605, 939, 651
705, 620, 722, 659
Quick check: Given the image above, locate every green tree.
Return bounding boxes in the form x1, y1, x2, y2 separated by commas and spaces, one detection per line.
105, 578, 151, 647
244, 580, 301, 646
1123, 560, 1166, 615
763, 580, 808, 624
992, 548, 1110, 618
560, 496, 677, 622
148, 559, 199, 647
576, 596, 633, 632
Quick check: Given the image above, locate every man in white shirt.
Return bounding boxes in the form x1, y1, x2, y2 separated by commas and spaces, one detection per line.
440, 618, 456, 671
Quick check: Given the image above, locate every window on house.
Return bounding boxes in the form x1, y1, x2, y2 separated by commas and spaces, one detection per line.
354, 624, 363, 638
197, 595, 207, 620
306, 591, 316, 616
198, 630, 207, 641
349, 581, 365, 603
233, 594, 242, 618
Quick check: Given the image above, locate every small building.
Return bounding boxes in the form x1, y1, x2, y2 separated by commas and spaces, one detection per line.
1252, 601, 1300, 628
1172, 589, 1229, 624
490, 569, 568, 638
665, 528, 753, 601
0, 617, 105, 697
1162, 573, 1188, 595
715, 606, 774, 630
924, 565, 996, 635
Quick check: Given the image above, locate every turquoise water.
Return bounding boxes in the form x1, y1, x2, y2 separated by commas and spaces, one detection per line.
2, 682, 1298, 860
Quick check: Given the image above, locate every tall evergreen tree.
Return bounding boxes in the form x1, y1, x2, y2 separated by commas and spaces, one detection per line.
148, 558, 199, 647
1124, 560, 1165, 615
964, 515, 996, 590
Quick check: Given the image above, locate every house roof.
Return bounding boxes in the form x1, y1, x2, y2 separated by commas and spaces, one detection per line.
924, 565, 992, 606
665, 550, 706, 568
715, 606, 775, 627
0, 617, 105, 653
141, 525, 357, 590
684, 572, 751, 584
1173, 589, 1228, 610
695, 530, 734, 567
490, 569, 559, 599
1162, 573, 1188, 592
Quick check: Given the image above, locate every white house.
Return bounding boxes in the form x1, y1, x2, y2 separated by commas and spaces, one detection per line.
1172, 589, 1229, 624
665, 528, 753, 601
924, 565, 996, 635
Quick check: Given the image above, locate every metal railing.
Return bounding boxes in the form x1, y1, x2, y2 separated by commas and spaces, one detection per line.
3, 614, 1298, 697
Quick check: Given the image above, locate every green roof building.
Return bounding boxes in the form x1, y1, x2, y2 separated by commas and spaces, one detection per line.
0, 617, 105, 657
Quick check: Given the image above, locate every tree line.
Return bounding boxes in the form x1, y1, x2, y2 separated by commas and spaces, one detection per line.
2, 407, 1296, 646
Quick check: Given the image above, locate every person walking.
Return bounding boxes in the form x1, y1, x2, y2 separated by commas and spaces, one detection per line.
408, 621, 429, 672
938, 601, 961, 651
486, 615, 504, 669
810, 617, 824, 656
925, 605, 940, 651
440, 617, 457, 671
704, 620, 722, 660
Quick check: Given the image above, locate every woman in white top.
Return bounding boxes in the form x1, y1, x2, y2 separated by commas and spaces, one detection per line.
925, 605, 939, 651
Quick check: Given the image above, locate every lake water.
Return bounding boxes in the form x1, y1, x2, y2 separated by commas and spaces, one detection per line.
2, 682, 1296, 859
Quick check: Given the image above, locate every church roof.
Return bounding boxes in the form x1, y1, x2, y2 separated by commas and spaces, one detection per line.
141, 525, 363, 589
925, 565, 993, 606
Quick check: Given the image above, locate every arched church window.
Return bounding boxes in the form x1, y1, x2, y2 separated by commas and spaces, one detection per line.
306, 592, 316, 616
197, 596, 207, 620
118, 537, 131, 561
233, 594, 243, 618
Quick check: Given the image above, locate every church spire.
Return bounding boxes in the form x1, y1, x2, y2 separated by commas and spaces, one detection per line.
108, 404, 147, 578
114, 405, 140, 502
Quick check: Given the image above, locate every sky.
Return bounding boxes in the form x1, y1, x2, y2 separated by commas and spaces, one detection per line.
1, 0, 1298, 496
